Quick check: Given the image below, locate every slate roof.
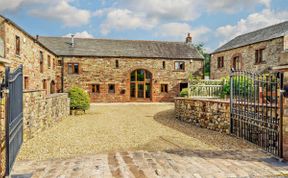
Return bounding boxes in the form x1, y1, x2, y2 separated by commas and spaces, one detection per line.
38, 36, 204, 59
213, 21, 288, 54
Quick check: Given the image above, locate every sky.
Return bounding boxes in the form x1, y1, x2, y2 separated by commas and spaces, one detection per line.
0, 0, 287, 52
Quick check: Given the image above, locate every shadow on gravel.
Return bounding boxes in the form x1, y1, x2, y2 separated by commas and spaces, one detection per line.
153, 109, 288, 165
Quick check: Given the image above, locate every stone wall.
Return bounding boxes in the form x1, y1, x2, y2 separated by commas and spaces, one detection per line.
63, 57, 203, 102
23, 90, 70, 140
175, 97, 230, 133
3, 20, 58, 94
211, 37, 284, 79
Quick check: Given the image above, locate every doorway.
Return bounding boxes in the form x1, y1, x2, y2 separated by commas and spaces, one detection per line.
130, 69, 152, 101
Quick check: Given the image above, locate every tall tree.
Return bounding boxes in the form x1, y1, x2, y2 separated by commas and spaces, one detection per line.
194, 43, 210, 78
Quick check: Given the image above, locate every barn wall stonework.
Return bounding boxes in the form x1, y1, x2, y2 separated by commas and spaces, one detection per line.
63, 57, 204, 102
4, 22, 58, 94
211, 37, 284, 79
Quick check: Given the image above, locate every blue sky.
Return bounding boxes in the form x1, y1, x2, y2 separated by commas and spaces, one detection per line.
1, 0, 287, 52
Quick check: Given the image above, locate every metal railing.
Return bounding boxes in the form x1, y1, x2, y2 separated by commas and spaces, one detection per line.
188, 80, 224, 98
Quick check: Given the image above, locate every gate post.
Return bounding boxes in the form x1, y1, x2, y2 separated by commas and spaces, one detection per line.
282, 71, 288, 160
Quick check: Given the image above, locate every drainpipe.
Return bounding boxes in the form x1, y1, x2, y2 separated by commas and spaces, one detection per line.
61, 57, 64, 93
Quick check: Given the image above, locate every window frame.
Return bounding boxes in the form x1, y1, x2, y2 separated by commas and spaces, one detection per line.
67, 63, 80, 74
161, 84, 168, 93
255, 48, 265, 64
174, 61, 185, 71
91, 84, 100, 93
15, 35, 20, 56
108, 84, 115, 94
217, 56, 224, 69
48, 55, 51, 69
40, 51, 44, 73
42, 79, 47, 90
24, 76, 29, 90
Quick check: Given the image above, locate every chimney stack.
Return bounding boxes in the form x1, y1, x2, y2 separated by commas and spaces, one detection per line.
71, 34, 75, 48
185, 33, 192, 44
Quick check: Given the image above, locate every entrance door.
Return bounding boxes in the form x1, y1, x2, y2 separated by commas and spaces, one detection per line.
130, 69, 152, 101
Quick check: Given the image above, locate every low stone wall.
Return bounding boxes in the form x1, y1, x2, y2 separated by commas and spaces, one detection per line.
23, 90, 70, 140
175, 97, 230, 133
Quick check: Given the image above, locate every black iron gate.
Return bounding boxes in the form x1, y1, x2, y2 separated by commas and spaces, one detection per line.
1, 65, 23, 176
230, 69, 284, 157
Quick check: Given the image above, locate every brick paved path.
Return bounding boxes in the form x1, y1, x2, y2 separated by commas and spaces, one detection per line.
12, 150, 288, 178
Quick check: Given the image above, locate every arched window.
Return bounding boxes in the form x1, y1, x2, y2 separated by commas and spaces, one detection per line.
130, 69, 152, 100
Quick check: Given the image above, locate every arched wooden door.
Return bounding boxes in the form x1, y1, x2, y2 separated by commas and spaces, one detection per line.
130, 69, 152, 101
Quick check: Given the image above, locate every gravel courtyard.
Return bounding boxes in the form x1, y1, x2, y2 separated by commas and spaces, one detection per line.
13, 103, 288, 177
18, 103, 258, 161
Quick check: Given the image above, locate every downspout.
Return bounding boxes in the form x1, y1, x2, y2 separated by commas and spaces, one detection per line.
61, 57, 64, 93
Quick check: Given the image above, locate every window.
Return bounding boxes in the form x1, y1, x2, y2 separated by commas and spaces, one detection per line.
53, 58, 56, 69
255, 49, 265, 64
58, 60, 62, 66
50, 80, 55, 94
48, 55, 51, 68
92, 84, 100, 93
162, 61, 166, 69
174, 61, 185, 71
161, 84, 168, 93
15, 36, 20, 55
217, 56, 224, 68
24, 77, 29, 90
232, 56, 241, 70
68, 63, 79, 74
115, 60, 119, 68
108, 84, 115, 93
40, 51, 44, 73
42, 79, 47, 90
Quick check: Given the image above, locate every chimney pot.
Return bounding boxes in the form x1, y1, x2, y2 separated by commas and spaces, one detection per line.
186, 33, 192, 44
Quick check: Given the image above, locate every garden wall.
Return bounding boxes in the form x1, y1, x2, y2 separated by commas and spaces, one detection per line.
23, 90, 70, 140
175, 97, 230, 133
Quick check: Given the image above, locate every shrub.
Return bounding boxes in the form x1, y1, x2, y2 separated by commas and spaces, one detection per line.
180, 88, 189, 97
68, 87, 90, 111
220, 76, 255, 98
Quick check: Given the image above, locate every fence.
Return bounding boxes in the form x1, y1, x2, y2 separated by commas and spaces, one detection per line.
188, 79, 224, 98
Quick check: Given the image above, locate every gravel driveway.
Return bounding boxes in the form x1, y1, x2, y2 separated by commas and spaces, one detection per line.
18, 103, 258, 161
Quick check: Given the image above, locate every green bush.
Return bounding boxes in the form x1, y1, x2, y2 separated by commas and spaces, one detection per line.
220, 76, 255, 98
180, 88, 189, 97
68, 87, 90, 111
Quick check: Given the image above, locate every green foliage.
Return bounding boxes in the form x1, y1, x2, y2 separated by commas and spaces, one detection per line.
194, 43, 211, 78
68, 87, 90, 111
220, 76, 255, 98
180, 88, 189, 97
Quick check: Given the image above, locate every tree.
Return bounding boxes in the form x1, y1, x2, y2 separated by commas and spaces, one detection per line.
194, 43, 211, 78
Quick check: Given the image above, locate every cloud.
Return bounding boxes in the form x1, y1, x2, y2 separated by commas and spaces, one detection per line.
63, 31, 94, 38
0, 0, 92, 27
216, 9, 288, 46
156, 22, 210, 42
204, 0, 270, 13
115, 0, 270, 21
29, 1, 91, 27
100, 9, 157, 35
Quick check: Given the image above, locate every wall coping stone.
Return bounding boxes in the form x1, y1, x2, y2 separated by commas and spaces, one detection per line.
174, 97, 230, 104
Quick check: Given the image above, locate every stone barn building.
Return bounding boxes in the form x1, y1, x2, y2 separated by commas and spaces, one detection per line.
210, 21, 288, 79
0, 15, 204, 103
38, 36, 204, 102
